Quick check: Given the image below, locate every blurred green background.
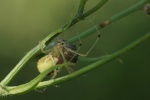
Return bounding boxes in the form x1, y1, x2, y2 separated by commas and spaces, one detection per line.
0, 0, 150, 100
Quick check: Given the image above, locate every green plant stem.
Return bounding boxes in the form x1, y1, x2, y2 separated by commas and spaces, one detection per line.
70, 0, 109, 24
78, 0, 88, 16
68, 0, 150, 44
109, 0, 149, 23
0, 63, 66, 96
0, 45, 41, 86
36, 31, 150, 89
78, 55, 111, 62
83, 0, 109, 18
3, 32, 150, 96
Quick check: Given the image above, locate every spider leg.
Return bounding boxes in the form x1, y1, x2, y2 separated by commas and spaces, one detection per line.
48, 54, 59, 79
64, 47, 87, 57
57, 47, 74, 73
82, 19, 101, 56
66, 19, 101, 57
50, 69, 58, 79
39, 41, 51, 54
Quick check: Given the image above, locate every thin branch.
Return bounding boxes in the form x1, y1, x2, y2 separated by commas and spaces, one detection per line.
83, 0, 109, 18
35, 32, 150, 89
0, 45, 41, 86
71, 0, 109, 24
78, 0, 88, 16
68, 0, 150, 44
3, 31, 150, 96
0, 63, 66, 96
78, 55, 111, 62
100, 0, 150, 28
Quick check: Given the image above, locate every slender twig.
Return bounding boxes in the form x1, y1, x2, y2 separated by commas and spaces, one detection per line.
77, 0, 88, 16
78, 55, 111, 62
71, 0, 109, 25
68, 0, 150, 44
0, 63, 67, 96
83, 0, 109, 18
2, 32, 150, 96
36, 32, 150, 89
0, 45, 41, 86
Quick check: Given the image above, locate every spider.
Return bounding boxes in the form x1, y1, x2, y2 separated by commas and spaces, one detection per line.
37, 20, 101, 79
37, 38, 79, 79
